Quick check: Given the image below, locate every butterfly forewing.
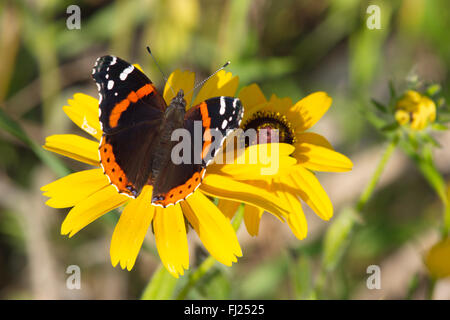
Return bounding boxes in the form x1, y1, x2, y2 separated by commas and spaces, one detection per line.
93, 55, 166, 197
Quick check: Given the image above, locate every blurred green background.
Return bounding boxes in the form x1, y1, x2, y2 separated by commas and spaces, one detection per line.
0, 0, 449, 299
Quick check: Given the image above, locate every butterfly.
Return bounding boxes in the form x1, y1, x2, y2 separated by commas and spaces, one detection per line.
92, 55, 243, 207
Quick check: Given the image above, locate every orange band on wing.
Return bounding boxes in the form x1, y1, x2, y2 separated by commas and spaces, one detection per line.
152, 169, 205, 207
109, 84, 155, 128
99, 138, 136, 197
199, 102, 212, 160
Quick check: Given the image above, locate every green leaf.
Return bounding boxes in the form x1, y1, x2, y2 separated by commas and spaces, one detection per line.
380, 122, 399, 132
431, 123, 448, 131
421, 134, 441, 148
141, 264, 178, 300
240, 255, 288, 299
371, 98, 388, 113
322, 207, 359, 272
388, 80, 397, 101
426, 84, 441, 97
198, 269, 231, 299
290, 253, 313, 299
0, 108, 69, 177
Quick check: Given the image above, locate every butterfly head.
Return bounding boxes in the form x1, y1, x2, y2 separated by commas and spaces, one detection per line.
170, 89, 186, 110
164, 89, 187, 124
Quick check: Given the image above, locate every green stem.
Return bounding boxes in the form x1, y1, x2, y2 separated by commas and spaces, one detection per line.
315, 139, 397, 298
426, 278, 436, 300
175, 204, 244, 300
356, 138, 398, 213
401, 143, 449, 236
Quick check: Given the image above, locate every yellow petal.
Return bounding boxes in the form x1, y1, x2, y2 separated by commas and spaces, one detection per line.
214, 143, 296, 179
289, 165, 333, 220
238, 83, 267, 114
181, 192, 242, 266
192, 70, 239, 106
425, 237, 450, 279
200, 174, 288, 221
268, 94, 293, 114
153, 205, 189, 278
133, 63, 144, 72
41, 169, 108, 208
163, 69, 195, 107
295, 132, 333, 149
217, 199, 241, 220
243, 204, 263, 237
395, 109, 410, 126
293, 141, 353, 172
287, 92, 332, 132
275, 178, 307, 240
63, 94, 102, 140
110, 186, 155, 271
61, 185, 128, 237
43, 134, 100, 166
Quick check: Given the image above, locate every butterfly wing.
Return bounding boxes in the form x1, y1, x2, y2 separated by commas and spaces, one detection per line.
93, 55, 166, 134
151, 96, 243, 207
93, 55, 166, 197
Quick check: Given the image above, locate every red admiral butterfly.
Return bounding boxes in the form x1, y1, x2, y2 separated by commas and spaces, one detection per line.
92, 55, 243, 207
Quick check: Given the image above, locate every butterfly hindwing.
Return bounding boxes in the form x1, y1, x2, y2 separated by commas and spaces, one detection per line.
151, 96, 243, 207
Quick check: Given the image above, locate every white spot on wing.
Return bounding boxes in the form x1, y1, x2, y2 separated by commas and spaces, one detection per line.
107, 80, 114, 90
219, 96, 226, 115
233, 98, 239, 109
120, 65, 134, 81
221, 119, 228, 130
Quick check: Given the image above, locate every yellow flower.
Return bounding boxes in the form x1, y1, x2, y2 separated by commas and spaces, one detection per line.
41, 67, 290, 277
395, 90, 436, 131
425, 237, 450, 279
211, 84, 353, 240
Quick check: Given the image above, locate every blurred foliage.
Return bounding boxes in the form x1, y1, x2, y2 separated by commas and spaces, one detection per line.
0, 0, 450, 299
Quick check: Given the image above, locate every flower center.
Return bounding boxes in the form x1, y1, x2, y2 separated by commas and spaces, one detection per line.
241, 111, 295, 146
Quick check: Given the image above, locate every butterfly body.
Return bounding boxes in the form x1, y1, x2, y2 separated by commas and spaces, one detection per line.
92, 55, 243, 207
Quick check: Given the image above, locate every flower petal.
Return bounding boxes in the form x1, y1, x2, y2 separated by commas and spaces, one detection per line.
213, 143, 296, 179
192, 70, 239, 106
217, 199, 241, 220
268, 94, 293, 114
181, 192, 242, 266
43, 134, 100, 166
153, 205, 189, 278
425, 237, 450, 279
61, 185, 128, 237
110, 186, 155, 271
243, 204, 263, 236
41, 169, 108, 208
295, 132, 333, 149
238, 84, 267, 114
63, 94, 102, 140
163, 69, 195, 107
293, 141, 353, 172
288, 165, 333, 220
275, 178, 307, 240
287, 92, 332, 132
200, 174, 288, 221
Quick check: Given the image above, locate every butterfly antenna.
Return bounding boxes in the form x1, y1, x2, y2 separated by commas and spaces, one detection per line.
146, 46, 176, 97
186, 61, 230, 96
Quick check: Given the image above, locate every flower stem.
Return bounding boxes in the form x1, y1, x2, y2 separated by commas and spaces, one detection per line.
315, 139, 397, 298
356, 138, 398, 213
401, 143, 450, 236
175, 204, 244, 300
